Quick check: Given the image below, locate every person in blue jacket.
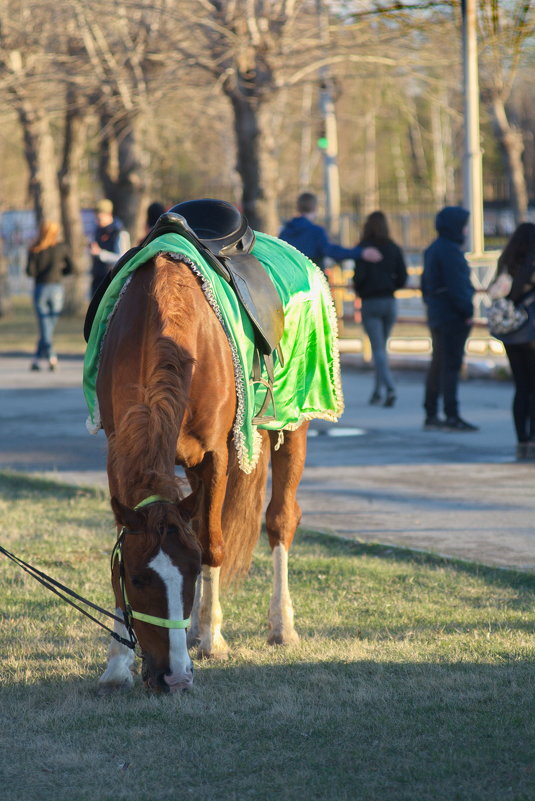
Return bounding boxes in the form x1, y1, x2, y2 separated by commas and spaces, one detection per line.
421, 206, 478, 432
279, 192, 381, 270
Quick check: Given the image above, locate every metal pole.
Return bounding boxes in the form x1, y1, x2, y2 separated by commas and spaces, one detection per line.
316, 0, 341, 238
462, 0, 484, 255
319, 83, 341, 237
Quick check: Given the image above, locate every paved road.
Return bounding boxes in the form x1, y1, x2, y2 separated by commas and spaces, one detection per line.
0, 352, 533, 570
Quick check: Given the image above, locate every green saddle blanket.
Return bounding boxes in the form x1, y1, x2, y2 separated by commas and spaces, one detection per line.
83, 231, 344, 473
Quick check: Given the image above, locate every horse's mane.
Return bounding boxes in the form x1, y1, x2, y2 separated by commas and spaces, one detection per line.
107, 256, 197, 551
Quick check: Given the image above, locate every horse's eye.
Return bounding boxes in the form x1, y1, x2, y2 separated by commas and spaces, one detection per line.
131, 575, 145, 588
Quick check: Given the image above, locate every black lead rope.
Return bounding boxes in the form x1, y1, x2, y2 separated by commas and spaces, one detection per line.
0, 544, 137, 650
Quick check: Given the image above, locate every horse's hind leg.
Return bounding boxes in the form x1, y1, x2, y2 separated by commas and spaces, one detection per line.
266, 424, 308, 645
195, 564, 229, 659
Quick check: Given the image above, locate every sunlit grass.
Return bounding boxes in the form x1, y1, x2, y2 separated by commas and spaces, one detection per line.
0, 470, 534, 801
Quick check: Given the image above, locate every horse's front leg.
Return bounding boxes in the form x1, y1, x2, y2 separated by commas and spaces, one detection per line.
266, 425, 308, 645
99, 469, 136, 691
186, 452, 230, 659
98, 608, 136, 692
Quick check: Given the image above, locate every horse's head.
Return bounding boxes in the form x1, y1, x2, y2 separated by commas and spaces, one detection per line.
111, 497, 201, 693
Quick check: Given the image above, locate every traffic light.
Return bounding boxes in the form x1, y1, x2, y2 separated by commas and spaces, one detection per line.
317, 120, 328, 150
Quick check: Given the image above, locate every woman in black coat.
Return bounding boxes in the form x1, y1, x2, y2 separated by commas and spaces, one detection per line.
353, 211, 407, 407
493, 222, 535, 459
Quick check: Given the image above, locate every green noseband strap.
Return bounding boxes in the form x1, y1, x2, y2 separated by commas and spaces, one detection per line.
130, 609, 191, 629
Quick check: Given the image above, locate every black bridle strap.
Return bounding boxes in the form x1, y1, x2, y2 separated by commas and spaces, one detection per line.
0, 544, 136, 650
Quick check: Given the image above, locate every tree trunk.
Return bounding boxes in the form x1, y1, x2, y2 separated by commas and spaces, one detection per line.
59, 89, 90, 315
15, 97, 61, 226
299, 83, 313, 190
226, 89, 262, 230
392, 129, 409, 206
431, 98, 447, 207
407, 98, 428, 185
491, 94, 529, 223
0, 236, 10, 317
224, 82, 280, 234
99, 109, 148, 240
363, 110, 379, 216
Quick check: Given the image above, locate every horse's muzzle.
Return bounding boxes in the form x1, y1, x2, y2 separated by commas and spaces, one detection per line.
143, 663, 194, 693
163, 663, 194, 693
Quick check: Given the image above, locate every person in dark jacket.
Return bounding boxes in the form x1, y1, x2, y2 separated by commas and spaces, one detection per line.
279, 192, 381, 270
353, 211, 407, 407
138, 201, 166, 244
89, 199, 130, 297
26, 221, 73, 371
492, 222, 535, 459
421, 206, 478, 431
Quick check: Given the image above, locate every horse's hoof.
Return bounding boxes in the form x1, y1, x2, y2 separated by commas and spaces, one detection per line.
267, 629, 300, 646
196, 646, 230, 660
187, 631, 201, 649
196, 639, 230, 659
97, 679, 133, 696
195, 632, 230, 660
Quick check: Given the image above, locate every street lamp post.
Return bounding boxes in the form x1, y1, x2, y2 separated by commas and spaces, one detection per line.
316, 0, 341, 239
462, 0, 485, 255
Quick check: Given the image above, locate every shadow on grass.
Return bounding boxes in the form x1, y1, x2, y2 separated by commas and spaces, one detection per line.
0, 471, 103, 501
1, 659, 534, 801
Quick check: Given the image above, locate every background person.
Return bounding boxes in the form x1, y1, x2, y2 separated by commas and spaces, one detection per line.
89, 199, 130, 297
146, 201, 165, 231
353, 211, 407, 407
421, 206, 478, 432
138, 201, 166, 245
493, 222, 535, 459
26, 221, 73, 371
279, 192, 382, 270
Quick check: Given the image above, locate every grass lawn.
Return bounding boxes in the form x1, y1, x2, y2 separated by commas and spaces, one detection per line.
0, 471, 534, 801
0, 296, 87, 355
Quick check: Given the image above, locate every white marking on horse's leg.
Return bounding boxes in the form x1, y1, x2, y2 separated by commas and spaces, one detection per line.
187, 573, 203, 648
268, 544, 299, 645
149, 550, 193, 689
98, 608, 136, 689
197, 565, 229, 659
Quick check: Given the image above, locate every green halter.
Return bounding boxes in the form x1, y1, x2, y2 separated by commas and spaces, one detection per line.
112, 495, 191, 632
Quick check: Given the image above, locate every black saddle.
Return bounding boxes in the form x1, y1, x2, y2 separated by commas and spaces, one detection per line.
84, 199, 285, 423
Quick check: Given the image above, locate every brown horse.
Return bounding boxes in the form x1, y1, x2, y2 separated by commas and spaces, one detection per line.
96, 253, 308, 692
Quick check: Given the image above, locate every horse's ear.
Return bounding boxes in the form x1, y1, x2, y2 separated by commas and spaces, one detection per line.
111, 497, 142, 530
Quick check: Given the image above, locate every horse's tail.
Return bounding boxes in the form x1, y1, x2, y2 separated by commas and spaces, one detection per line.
220, 433, 270, 585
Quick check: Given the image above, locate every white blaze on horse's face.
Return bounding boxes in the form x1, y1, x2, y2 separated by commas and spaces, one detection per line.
148, 549, 194, 691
